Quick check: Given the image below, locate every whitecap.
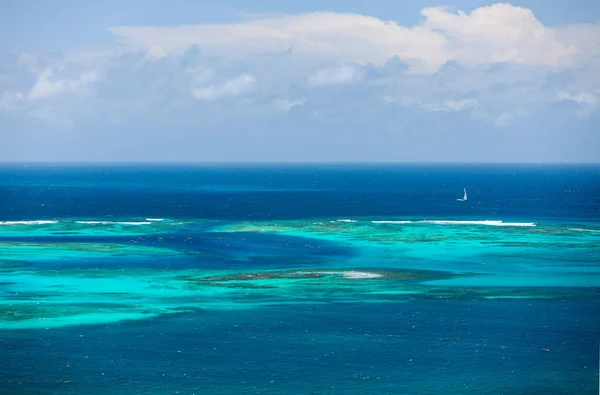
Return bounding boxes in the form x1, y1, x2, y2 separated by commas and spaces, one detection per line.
0, 220, 58, 226
371, 220, 413, 224
75, 221, 151, 226
420, 220, 536, 227
371, 219, 535, 227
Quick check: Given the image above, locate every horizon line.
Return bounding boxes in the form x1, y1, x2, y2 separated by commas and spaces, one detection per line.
0, 161, 599, 166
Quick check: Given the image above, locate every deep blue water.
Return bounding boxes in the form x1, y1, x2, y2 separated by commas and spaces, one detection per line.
1, 163, 599, 221
0, 164, 599, 394
3, 300, 599, 394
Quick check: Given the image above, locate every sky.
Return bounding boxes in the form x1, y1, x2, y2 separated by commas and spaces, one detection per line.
0, 0, 599, 163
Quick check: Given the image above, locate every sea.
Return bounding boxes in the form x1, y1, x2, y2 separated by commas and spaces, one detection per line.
0, 163, 599, 395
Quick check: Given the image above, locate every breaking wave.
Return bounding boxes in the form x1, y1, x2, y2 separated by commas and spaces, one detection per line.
371, 220, 413, 224
1, 219, 160, 226
75, 221, 152, 225
0, 220, 59, 226
372, 220, 536, 227
420, 220, 536, 227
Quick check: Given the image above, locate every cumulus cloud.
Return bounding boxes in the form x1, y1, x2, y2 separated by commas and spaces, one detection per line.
109, 4, 583, 74
420, 4, 576, 68
557, 91, 598, 115
0, 2, 599, 131
391, 97, 480, 113
557, 92, 597, 106
421, 98, 480, 112
307, 65, 361, 87
29, 70, 99, 100
191, 73, 256, 101
109, 13, 446, 73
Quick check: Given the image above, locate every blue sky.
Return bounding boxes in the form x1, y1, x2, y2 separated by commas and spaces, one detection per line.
1, 0, 599, 162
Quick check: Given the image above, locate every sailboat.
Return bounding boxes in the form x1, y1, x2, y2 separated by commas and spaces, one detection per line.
456, 187, 467, 202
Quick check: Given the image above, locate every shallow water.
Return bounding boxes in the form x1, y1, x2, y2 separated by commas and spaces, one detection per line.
0, 164, 599, 394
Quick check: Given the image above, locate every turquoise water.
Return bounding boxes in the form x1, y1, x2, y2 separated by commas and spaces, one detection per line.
0, 164, 599, 394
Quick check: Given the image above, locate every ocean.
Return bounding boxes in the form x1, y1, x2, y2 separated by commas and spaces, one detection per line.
0, 163, 599, 394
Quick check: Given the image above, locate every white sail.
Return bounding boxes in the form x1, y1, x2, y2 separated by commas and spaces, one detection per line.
457, 187, 467, 201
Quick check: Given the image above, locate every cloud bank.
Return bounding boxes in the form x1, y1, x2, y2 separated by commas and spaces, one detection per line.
108, 4, 583, 73
0, 3, 599, 161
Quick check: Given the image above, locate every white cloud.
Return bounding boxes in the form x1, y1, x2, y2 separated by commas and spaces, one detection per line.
307, 65, 361, 87
191, 73, 256, 101
109, 13, 447, 73
557, 91, 598, 115
421, 98, 480, 112
108, 4, 587, 74
1, 3, 599, 130
273, 98, 305, 112
29, 70, 99, 101
420, 4, 576, 68
557, 92, 597, 106
393, 97, 480, 113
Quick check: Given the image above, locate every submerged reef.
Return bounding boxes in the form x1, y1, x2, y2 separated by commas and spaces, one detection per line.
1, 217, 598, 329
